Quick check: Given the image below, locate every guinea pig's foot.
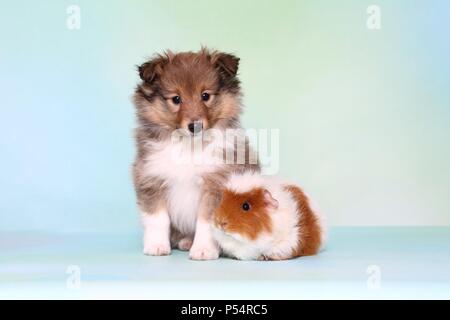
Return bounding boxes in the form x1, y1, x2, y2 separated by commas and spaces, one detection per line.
189, 245, 219, 260
177, 237, 193, 251
143, 241, 171, 256
257, 255, 270, 261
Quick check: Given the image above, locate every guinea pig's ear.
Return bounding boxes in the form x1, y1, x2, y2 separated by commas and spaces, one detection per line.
138, 53, 169, 84
263, 189, 279, 210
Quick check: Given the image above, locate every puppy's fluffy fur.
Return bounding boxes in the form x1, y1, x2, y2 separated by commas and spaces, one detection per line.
132, 48, 259, 260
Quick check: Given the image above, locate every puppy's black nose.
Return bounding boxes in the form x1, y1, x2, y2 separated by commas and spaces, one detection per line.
188, 121, 203, 135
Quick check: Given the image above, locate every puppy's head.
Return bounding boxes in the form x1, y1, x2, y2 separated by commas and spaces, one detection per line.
134, 48, 241, 137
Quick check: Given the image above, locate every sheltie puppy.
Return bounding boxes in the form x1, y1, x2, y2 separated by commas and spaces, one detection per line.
132, 48, 259, 260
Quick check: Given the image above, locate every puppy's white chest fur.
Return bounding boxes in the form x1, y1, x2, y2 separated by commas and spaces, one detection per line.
143, 138, 223, 235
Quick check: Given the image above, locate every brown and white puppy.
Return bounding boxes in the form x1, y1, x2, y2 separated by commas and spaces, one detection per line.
132, 48, 258, 260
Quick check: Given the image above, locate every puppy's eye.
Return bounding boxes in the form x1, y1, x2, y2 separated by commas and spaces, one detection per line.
201, 92, 210, 102
242, 202, 250, 212
172, 96, 181, 105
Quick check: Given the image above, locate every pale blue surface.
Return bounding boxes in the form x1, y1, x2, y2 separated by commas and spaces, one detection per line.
1, 227, 449, 299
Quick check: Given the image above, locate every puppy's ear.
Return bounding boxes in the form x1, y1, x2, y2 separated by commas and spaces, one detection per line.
138, 54, 167, 84
211, 51, 240, 79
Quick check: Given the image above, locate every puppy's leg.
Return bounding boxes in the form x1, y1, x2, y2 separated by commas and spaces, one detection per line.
135, 174, 171, 256
189, 192, 220, 260
189, 217, 219, 260
141, 207, 171, 256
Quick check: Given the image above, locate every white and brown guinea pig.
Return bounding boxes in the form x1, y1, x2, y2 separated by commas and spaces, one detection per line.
212, 172, 326, 260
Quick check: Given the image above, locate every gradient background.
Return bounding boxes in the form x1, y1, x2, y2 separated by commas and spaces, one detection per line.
1, 0, 449, 232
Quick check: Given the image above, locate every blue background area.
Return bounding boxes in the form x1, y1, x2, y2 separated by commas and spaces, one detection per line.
1, 1, 450, 232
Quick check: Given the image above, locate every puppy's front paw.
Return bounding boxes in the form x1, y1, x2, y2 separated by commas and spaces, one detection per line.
178, 237, 193, 251
189, 245, 219, 260
143, 242, 171, 256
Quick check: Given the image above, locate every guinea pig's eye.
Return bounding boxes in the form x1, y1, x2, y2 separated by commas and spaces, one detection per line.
172, 96, 181, 105
201, 92, 210, 102
242, 202, 251, 212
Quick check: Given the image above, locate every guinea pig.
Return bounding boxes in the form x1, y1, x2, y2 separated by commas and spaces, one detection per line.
212, 172, 326, 260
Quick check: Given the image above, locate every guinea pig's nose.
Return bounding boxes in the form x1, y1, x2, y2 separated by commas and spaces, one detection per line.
216, 220, 228, 230
188, 121, 203, 135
